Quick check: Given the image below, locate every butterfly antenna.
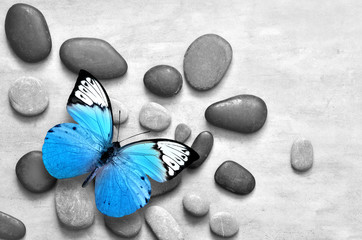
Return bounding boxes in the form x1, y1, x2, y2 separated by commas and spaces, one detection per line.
116, 110, 121, 142
119, 130, 151, 144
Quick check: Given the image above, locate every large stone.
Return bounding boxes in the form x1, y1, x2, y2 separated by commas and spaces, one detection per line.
189, 131, 213, 169
139, 102, 171, 131
209, 212, 239, 237
291, 138, 314, 172
0, 211, 26, 240
104, 211, 142, 238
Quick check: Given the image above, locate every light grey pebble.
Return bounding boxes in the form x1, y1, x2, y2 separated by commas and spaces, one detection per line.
139, 102, 171, 131
291, 138, 313, 172
111, 98, 129, 125
175, 123, 191, 143
0, 211, 26, 240
189, 131, 213, 169
210, 212, 239, 238
150, 173, 182, 197
104, 211, 142, 238
55, 179, 95, 230
182, 193, 209, 217
8, 77, 49, 116
145, 206, 184, 240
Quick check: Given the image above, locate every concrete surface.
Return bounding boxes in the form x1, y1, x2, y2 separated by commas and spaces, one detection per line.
0, 0, 362, 239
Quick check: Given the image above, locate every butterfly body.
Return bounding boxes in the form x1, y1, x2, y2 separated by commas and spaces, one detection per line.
42, 70, 199, 217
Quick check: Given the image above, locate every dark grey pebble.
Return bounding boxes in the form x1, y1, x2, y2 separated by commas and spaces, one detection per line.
60, 38, 127, 79
104, 211, 142, 238
175, 123, 191, 143
205, 94, 267, 133
16, 151, 56, 193
189, 131, 213, 169
0, 211, 26, 240
5, 3, 51, 62
214, 160, 255, 195
144, 65, 183, 97
150, 173, 182, 197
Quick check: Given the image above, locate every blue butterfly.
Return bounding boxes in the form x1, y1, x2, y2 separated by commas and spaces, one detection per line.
42, 70, 199, 217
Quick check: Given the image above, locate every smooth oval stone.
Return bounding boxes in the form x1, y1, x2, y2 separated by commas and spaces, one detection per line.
210, 212, 238, 238
144, 65, 183, 97
104, 211, 142, 238
139, 102, 171, 131
111, 98, 129, 125
16, 151, 56, 193
205, 94, 267, 133
215, 160, 255, 195
149, 173, 182, 197
184, 34, 232, 91
60, 38, 127, 79
0, 211, 26, 240
182, 193, 209, 217
174, 123, 191, 143
145, 206, 184, 240
8, 77, 49, 116
55, 179, 95, 230
291, 138, 313, 172
188, 131, 213, 169
5, 3, 51, 62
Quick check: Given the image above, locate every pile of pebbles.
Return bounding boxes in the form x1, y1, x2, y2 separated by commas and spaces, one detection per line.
1, 3, 314, 240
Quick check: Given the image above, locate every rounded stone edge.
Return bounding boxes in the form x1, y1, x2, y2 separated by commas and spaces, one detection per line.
290, 138, 314, 172
209, 212, 239, 238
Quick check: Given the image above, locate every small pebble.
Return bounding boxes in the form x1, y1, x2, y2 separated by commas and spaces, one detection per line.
144, 65, 183, 97
214, 160, 255, 195
189, 131, 213, 169
182, 193, 209, 217
184, 34, 232, 91
174, 123, 191, 143
145, 206, 184, 240
8, 77, 49, 116
209, 212, 239, 238
150, 173, 182, 197
291, 138, 313, 172
60, 38, 127, 79
16, 151, 57, 193
205, 94, 267, 133
139, 102, 171, 131
111, 98, 129, 125
5, 3, 51, 62
104, 211, 142, 238
55, 179, 95, 230
0, 211, 26, 240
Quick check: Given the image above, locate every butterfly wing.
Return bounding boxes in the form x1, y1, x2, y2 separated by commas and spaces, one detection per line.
42, 123, 103, 179
67, 70, 113, 146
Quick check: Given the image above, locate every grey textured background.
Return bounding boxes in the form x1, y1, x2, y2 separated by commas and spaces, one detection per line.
1, 0, 362, 239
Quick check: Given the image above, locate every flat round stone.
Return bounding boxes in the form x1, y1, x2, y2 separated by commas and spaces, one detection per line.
55, 179, 95, 230
214, 160, 255, 195
139, 102, 171, 131
210, 212, 238, 237
189, 131, 213, 169
104, 211, 142, 238
205, 94, 267, 133
111, 98, 129, 125
0, 211, 26, 240
16, 151, 56, 193
182, 193, 209, 217
174, 123, 191, 143
150, 173, 182, 197
60, 38, 127, 79
144, 65, 183, 97
5, 3, 51, 62
8, 77, 49, 116
291, 138, 313, 172
145, 206, 184, 240
184, 34, 232, 91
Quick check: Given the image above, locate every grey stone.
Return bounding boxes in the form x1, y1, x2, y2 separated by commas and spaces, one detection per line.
104, 211, 142, 238
111, 98, 129, 125
174, 123, 191, 143
0, 211, 26, 240
209, 212, 239, 238
139, 102, 171, 131
182, 193, 209, 217
189, 131, 213, 169
150, 173, 182, 197
291, 138, 313, 172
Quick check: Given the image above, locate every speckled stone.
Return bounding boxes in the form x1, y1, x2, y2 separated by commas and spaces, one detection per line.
0, 211, 26, 240
149, 173, 182, 197
104, 211, 142, 238
214, 160, 255, 195
139, 102, 171, 131
184, 34, 232, 91
111, 98, 129, 125
175, 123, 191, 143
210, 212, 239, 238
5, 3, 51, 62
60, 38, 127, 79
182, 193, 209, 217
8, 77, 49, 116
55, 179, 95, 230
144, 65, 183, 97
291, 138, 314, 172
189, 131, 213, 169
16, 151, 56, 193
205, 94, 267, 133
145, 206, 184, 240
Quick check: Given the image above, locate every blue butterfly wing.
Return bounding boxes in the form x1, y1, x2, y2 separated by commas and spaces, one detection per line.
42, 123, 103, 178
67, 70, 113, 146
